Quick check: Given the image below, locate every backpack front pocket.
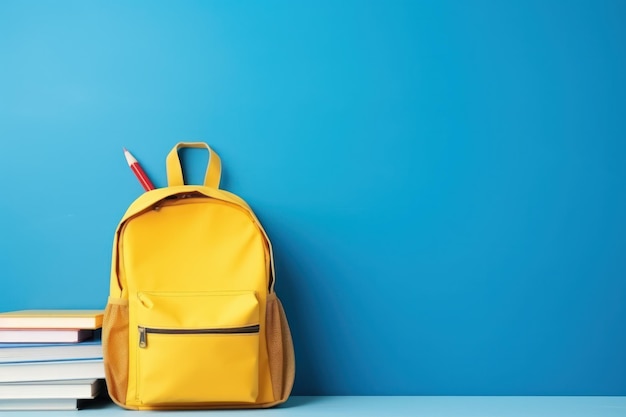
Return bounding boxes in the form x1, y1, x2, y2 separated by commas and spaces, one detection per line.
134, 291, 260, 405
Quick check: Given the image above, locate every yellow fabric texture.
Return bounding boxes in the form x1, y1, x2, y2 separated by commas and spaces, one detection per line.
103, 143, 295, 410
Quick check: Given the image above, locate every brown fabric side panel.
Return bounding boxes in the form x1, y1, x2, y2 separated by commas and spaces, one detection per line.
276, 296, 295, 401
265, 294, 284, 401
102, 299, 129, 406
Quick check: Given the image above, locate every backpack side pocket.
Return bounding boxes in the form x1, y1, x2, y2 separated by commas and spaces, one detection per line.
103, 297, 129, 406
266, 293, 295, 403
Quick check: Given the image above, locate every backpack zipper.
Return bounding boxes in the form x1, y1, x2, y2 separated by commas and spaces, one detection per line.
138, 325, 260, 348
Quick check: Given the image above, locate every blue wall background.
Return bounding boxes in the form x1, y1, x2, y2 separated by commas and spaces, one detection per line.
0, 0, 625, 395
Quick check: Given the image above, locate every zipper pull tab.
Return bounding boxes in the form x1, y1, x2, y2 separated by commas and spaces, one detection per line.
138, 327, 147, 348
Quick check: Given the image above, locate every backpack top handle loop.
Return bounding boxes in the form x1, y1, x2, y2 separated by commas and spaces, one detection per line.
166, 142, 222, 188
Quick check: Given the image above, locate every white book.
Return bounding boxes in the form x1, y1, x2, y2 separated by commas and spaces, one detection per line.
0, 398, 80, 410
0, 379, 102, 399
0, 329, 93, 343
0, 359, 105, 383
0, 339, 102, 364
0, 310, 104, 330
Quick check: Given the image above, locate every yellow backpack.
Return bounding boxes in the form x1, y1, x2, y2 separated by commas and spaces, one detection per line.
102, 142, 295, 410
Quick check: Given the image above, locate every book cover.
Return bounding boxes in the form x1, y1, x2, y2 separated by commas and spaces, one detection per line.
0, 310, 104, 330
0, 337, 102, 364
0, 329, 93, 344
0, 378, 102, 399
0, 359, 105, 383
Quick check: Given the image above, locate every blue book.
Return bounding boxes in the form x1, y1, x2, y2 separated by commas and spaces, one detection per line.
0, 337, 102, 364
0, 359, 105, 383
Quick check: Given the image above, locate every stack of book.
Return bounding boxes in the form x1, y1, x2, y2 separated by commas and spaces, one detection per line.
0, 310, 106, 411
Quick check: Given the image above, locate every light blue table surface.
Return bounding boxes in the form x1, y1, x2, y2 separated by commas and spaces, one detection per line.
3, 396, 626, 416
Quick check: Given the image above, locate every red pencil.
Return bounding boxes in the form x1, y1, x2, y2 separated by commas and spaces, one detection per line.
123, 148, 155, 191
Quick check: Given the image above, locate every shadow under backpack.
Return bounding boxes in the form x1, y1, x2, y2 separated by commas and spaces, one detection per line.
102, 142, 295, 410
